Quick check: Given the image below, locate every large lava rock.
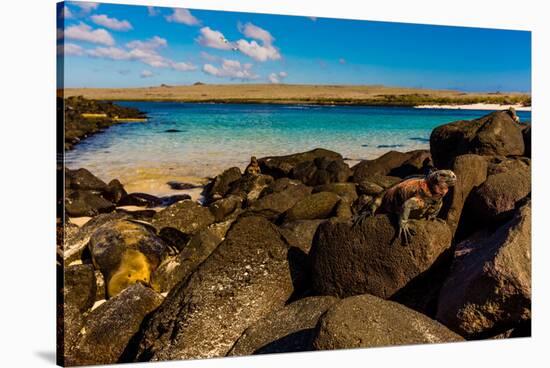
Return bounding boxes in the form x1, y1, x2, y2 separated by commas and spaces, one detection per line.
228, 296, 339, 356
430, 111, 525, 169
65, 168, 108, 192
312, 294, 463, 350
310, 215, 452, 299
352, 150, 427, 182
436, 201, 531, 338
283, 192, 340, 222
247, 179, 312, 219
67, 283, 163, 366
440, 154, 488, 236
291, 157, 352, 186
65, 190, 115, 217
313, 182, 358, 203
88, 220, 167, 297
204, 167, 242, 202
259, 148, 342, 178
133, 216, 296, 361
152, 200, 215, 239
467, 158, 530, 224
63, 264, 97, 313
279, 219, 326, 254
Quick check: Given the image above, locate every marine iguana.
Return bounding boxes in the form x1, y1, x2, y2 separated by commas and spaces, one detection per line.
354, 169, 457, 244
244, 156, 261, 176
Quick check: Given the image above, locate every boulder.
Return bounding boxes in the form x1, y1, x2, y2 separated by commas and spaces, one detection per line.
133, 216, 296, 361
205, 167, 242, 201
65, 190, 115, 217
389, 150, 432, 178
208, 195, 243, 222
228, 174, 274, 202
63, 264, 96, 313
313, 294, 463, 350
279, 219, 325, 254
228, 296, 339, 356
436, 201, 531, 338
151, 219, 233, 293
67, 284, 163, 366
118, 192, 162, 208
152, 200, 215, 237
522, 125, 531, 157
88, 220, 167, 297
247, 181, 312, 219
467, 158, 530, 223
313, 183, 358, 203
352, 151, 416, 182
440, 154, 488, 236
292, 157, 352, 186
65, 168, 108, 192
283, 192, 340, 222
310, 214, 452, 298
259, 148, 342, 178
104, 179, 127, 204
430, 111, 525, 169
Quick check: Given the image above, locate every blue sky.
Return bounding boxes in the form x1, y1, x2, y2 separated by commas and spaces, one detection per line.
58, 1, 531, 92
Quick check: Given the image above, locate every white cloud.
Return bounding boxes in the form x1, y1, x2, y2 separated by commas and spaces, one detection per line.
147, 6, 159, 16
65, 22, 114, 46
91, 14, 133, 31
197, 27, 232, 50
200, 51, 220, 62
235, 39, 281, 62
126, 36, 167, 50
73, 2, 99, 13
268, 71, 288, 84
140, 70, 154, 78
202, 59, 258, 80
166, 8, 200, 25
62, 43, 85, 56
62, 5, 74, 19
239, 22, 274, 44
86, 46, 130, 60
170, 61, 196, 72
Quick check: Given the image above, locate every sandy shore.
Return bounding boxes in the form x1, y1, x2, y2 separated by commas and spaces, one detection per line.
414, 103, 531, 111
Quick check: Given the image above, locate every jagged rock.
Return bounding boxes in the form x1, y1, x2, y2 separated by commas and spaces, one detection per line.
228, 296, 339, 356
118, 192, 162, 208
134, 216, 296, 361
63, 264, 96, 313
292, 157, 352, 186
229, 174, 274, 202
313, 183, 358, 203
65, 190, 115, 217
522, 125, 531, 157
440, 154, 488, 236
67, 284, 163, 366
356, 181, 384, 196
259, 148, 342, 178
247, 180, 312, 219
205, 167, 242, 202
352, 151, 417, 182
279, 219, 325, 254
310, 214, 452, 298
284, 192, 340, 221
436, 201, 531, 338
151, 220, 233, 293
152, 200, 215, 237
65, 168, 108, 192
104, 179, 127, 204
312, 294, 463, 350
430, 111, 525, 169
209, 195, 243, 222
88, 220, 167, 297
467, 158, 530, 224
389, 150, 432, 177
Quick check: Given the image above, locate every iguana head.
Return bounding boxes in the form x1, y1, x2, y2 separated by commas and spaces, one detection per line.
427, 169, 457, 196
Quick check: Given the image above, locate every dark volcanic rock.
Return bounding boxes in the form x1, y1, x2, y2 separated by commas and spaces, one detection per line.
284, 192, 340, 222
313, 294, 463, 350
88, 220, 167, 297
440, 154, 488, 236
310, 214, 452, 299
259, 148, 342, 178
68, 284, 163, 366
151, 220, 233, 293
389, 150, 432, 178
63, 264, 96, 313
65, 190, 115, 217
313, 182, 358, 203
228, 296, 339, 356
467, 158, 530, 224
291, 157, 352, 186
134, 216, 296, 361
104, 179, 127, 204
205, 167, 242, 201
279, 219, 325, 254
152, 200, 215, 236
65, 168, 108, 192
248, 180, 312, 219
229, 174, 274, 202
430, 111, 525, 169
166, 181, 199, 190
118, 192, 162, 208
352, 150, 416, 182
208, 195, 243, 222
522, 125, 531, 157
436, 201, 531, 338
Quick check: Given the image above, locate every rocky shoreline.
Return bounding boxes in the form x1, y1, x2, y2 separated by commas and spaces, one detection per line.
60, 96, 147, 151
58, 109, 531, 365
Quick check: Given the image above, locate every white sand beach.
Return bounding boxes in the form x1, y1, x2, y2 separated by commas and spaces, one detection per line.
414, 103, 531, 111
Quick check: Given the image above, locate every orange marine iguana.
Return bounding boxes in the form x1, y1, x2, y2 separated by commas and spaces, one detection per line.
354, 169, 457, 244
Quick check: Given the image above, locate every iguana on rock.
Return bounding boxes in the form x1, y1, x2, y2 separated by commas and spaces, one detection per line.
244, 156, 261, 176
354, 169, 457, 244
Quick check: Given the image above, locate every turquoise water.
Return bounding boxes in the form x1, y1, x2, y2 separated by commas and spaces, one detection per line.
65, 102, 531, 181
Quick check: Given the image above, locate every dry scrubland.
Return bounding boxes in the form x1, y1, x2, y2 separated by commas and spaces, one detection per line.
63, 84, 531, 106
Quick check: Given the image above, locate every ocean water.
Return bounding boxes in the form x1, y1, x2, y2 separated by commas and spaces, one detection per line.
65, 102, 531, 186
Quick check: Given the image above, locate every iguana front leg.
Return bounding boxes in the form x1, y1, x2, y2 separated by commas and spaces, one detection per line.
353, 194, 383, 226
398, 197, 423, 244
